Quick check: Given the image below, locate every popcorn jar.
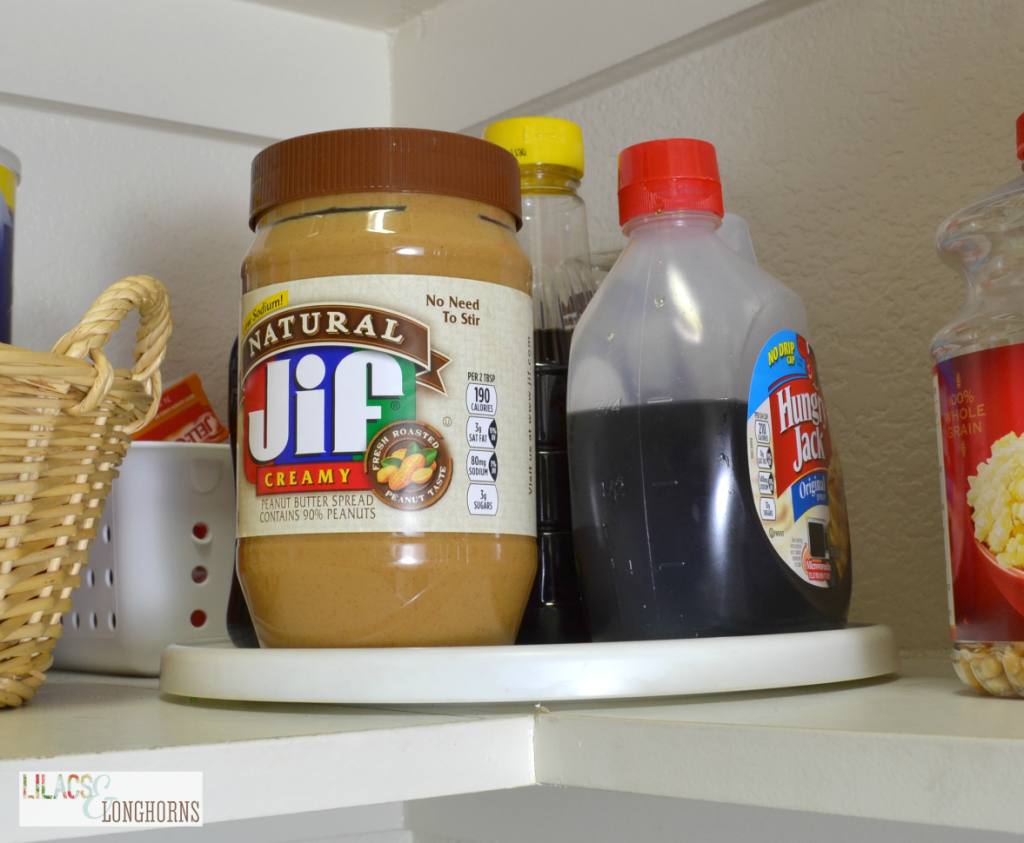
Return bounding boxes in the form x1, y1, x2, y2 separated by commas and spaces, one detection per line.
932, 112, 1024, 696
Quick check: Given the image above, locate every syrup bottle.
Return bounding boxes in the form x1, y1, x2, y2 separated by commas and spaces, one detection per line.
484, 117, 598, 644
567, 138, 852, 640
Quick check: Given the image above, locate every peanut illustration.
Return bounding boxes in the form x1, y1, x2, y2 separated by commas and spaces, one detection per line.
377, 464, 398, 483
390, 448, 407, 460
388, 453, 426, 491
410, 465, 435, 485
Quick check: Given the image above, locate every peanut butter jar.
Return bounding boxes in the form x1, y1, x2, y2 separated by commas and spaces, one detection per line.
237, 128, 537, 648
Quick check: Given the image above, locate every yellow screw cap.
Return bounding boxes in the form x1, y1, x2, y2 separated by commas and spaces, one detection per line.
483, 117, 585, 177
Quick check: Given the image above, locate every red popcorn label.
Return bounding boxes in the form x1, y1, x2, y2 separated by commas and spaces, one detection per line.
935, 343, 1024, 642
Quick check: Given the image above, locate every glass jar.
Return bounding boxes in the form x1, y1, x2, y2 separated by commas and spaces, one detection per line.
932, 113, 1024, 696
236, 128, 537, 648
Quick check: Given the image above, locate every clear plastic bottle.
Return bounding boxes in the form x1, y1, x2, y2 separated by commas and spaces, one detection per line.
567, 138, 852, 641
590, 211, 761, 286
484, 117, 597, 644
932, 113, 1024, 696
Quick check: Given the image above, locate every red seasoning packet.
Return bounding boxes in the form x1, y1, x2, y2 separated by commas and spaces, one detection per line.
134, 373, 229, 444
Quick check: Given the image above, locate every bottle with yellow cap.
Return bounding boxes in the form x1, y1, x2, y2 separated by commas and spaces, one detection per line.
484, 116, 597, 644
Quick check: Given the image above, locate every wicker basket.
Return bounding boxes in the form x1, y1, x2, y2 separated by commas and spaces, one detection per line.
0, 276, 171, 708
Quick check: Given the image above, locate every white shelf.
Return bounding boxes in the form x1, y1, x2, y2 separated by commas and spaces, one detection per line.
0, 675, 534, 842
536, 658, 1024, 833
3, 659, 1023, 840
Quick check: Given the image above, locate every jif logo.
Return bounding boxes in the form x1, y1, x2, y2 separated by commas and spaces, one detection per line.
247, 347, 415, 464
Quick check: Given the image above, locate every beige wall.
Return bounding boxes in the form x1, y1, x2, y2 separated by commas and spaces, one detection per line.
550, 0, 1024, 652
1, 98, 264, 422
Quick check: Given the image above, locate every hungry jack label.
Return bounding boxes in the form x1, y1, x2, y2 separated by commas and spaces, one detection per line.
237, 274, 535, 538
746, 330, 851, 587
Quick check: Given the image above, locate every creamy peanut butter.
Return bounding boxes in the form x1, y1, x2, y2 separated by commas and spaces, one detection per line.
237, 130, 537, 648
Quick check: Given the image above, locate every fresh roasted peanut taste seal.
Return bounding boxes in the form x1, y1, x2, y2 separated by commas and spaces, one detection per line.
366, 421, 453, 509
236, 128, 537, 648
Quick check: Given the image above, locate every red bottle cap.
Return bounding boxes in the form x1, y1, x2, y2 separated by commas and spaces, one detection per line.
617, 138, 724, 226
1017, 112, 1024, 161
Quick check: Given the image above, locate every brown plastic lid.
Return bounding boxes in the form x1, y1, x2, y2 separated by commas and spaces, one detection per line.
249, 127, 523, 231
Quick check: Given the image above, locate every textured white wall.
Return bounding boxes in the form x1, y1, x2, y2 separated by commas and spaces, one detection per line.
391, 0, 778, 131
543, 0, 1024, 651
0, 97, 265, 421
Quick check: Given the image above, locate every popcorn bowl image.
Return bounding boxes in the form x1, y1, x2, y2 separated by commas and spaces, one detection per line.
967, 431, 1024, 617
975, 539, 1024, 617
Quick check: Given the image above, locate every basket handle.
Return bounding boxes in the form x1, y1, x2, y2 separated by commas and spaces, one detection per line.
50, 276, 172, 430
